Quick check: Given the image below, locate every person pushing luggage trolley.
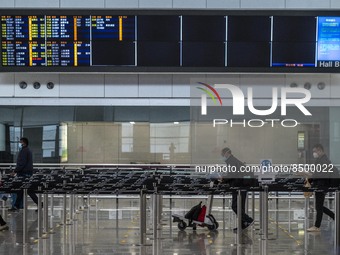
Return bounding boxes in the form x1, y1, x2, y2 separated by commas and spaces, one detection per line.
220, 147, 255, 233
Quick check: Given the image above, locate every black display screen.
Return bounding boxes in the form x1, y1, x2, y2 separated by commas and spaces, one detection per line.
228, 42, 270, 67
92, 41, 135, 66
137, 15, 180, 66
182, 42, 225, 67
228, 16, 270, 42
182, 15, 225, 67
272, 16, 316, 67
182, 15, 226, 42
182, 15, 226, 67
272, 42, 316, 67
137, 42, 179, 66
0, 10, 340, 73
227, 16, 271, 67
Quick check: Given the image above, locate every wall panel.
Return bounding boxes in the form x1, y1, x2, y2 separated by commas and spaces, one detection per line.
240, 0, 285, 8
15, 0, 60, 8
138, 75, 172, 98
59, 74, 104, 98
105, 74, 139, 98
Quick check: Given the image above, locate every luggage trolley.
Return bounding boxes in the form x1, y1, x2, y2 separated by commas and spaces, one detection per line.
172, 194, 219, 231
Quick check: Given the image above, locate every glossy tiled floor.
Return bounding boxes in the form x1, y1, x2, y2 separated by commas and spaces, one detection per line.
0, 195, 338, 255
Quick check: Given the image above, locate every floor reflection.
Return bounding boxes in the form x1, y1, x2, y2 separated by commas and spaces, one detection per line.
175, 230, 219, 254
0, 198, 337, 255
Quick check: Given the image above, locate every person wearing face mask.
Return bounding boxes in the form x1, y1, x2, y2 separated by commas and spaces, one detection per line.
307, 144, 337, 232
220, 147, 255, 233
9, 137, 39, 212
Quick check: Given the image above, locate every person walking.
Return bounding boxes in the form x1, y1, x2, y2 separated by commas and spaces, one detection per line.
221, 147, 254, 232
307, 144, 337, 232
9, 137, 39, 211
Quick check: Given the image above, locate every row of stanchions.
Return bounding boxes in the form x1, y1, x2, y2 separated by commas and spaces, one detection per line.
19, 192, 86, 246
0, 164, 338, 254
10, 188, 340, 254
140, 189, 340, 253
242, 188, 340, 254
335, 192, 340, 254
236, 186, 340, 255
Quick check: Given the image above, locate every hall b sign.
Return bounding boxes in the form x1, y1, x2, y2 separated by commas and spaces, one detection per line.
197, 83, 312, 128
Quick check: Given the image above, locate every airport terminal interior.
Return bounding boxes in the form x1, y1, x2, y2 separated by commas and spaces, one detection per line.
1, 0, 340, 254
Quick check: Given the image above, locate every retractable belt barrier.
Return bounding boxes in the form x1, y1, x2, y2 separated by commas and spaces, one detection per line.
0, 165, 338, 194
0, 164, 339, 249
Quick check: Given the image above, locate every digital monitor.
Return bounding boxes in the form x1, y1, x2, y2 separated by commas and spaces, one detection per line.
137, 15, 179, 42
227, 16, 271, 67
227, 16, 271, 42
45, 15, 90, 40
272, 16, 316, 67
92, 41, 135, 66
137, 42, 180, 66
91, 15, 135, 41
182, 42, 225, 67
317, 17, 340, 68
228, 42, 270, 67
182, 15, 226, 67
272, 42, 316, 67
182, 15, 226, 42
1, 13, 136, 68
137, 15, 180, 66
46, 40, 90, 66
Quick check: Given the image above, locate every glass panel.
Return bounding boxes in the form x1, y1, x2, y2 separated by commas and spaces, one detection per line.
42, 125, 56, 158
9, 126, 21, 154
121, 123, 134, 153
0, 105, 336, 167
59, 123, 68, 162
150, 122, 189, 153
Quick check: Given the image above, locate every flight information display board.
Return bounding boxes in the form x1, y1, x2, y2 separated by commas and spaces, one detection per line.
1, 10, 340, 73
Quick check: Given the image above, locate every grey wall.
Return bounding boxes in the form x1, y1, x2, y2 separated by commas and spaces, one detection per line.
2, 0, 340, 9
0, 73, 340, 107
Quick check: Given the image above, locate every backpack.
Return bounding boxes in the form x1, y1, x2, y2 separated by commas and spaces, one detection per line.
185, 202, 202, 220
197, 205, 206, 222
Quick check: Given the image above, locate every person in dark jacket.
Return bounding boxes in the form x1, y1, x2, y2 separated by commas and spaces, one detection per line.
307, 144, 336, 232
221, 147, 254, 232
9, 137, 39, 211
0, 214, 8, 231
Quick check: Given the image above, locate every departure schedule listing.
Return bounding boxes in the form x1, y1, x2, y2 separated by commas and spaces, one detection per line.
46, 41, 90, 66
1, 15, 134, 67
1, 15, 45, 40
46, 15, 90, 40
